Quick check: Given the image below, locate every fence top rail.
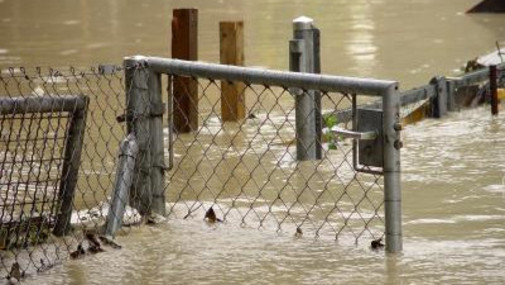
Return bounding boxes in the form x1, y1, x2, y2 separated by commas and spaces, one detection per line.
124, 56, 398, 96
0, 95, 88, 115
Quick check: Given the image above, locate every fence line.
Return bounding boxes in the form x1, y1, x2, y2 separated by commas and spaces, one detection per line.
326, 62, 505, 126
0, 66, 128, 279
0, 59, 499, 281
0, 54, 500, 282
124, 55, 402, 252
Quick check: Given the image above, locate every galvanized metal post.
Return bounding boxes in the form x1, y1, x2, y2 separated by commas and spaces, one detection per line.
53, 95, 89, 236
446, 79, 458, 112
429, 76, 448, 118
167, 76, 174, 171
382, 83, 402, 253
104, 133, 139, 237
148, 68, 166, 216
290, 16, 322, 161
124, 56, 152, 216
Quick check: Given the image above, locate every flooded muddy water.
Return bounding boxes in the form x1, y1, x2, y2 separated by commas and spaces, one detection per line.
1, 0, 505, 283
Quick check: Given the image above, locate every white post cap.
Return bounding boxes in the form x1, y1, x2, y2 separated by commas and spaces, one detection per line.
293, 16, 314, 31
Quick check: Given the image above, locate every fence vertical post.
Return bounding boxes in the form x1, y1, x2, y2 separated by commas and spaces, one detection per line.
104, 133, 139, 237
148, 69, 166, 216
382, 83, 402, 253
172, 8, 198, 133
167, 76, 174, 171
53, 95, 89, 236
290, 16, 322, 161
220, 21, 246, 121
124, 56, 152, 216
429, 76, 448, 118
446, 80, 458, 112
490, 65, 499, 116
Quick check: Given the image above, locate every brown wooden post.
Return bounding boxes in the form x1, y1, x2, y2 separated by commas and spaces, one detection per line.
490, 65, 499, 116
172, 9, 198, 132
219, 21, 246, 121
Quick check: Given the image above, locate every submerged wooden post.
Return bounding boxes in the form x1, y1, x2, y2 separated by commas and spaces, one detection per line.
172, 8, 198, 133
490, 65, 499, 115
290, 16, 322, 161
220, 21, 246, 121
53, 95, 89, 236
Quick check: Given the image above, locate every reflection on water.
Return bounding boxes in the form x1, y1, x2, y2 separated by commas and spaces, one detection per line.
346, 2, 377, 75
1, 0, 505, 283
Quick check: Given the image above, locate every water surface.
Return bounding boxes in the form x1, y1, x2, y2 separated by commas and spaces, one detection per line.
1, 0, 504, 283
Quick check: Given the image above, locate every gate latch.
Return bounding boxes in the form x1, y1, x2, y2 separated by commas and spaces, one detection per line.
331, 128, 377, 141
332, 108, 384, 172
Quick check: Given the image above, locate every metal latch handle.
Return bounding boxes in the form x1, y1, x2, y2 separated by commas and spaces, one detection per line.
331, 128, 377, 141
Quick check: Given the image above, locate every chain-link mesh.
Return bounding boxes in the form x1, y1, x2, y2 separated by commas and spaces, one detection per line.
0, 66, 131, 280
0, 62, 390, 280
163, 70, 386, 243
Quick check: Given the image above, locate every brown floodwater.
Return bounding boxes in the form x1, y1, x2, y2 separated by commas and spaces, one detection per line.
1, 0, 505, 284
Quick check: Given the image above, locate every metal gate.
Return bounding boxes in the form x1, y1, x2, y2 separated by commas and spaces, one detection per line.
124, 56, 402, 252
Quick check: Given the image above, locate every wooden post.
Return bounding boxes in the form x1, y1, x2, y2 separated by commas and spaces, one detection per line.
220, 21, 246, 121
490, 65, 499, 116
53, 95, 89, 236
172, 8, 198, 133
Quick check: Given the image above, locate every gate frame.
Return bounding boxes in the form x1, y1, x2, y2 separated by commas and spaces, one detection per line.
0, 95, 89, 236
123, 56, 403, 253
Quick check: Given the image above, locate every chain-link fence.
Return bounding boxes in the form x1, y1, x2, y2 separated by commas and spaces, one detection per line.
0, 59, 403, 280
0, 66, 131, 280
400, 65, 505, 125
124, 57, 402, 250
166, 75, 387, 236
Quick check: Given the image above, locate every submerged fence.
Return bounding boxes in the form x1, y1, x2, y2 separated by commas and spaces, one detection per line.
0, 56, 500, 279
125, 56, 403, 251
0, 66, 130, 279
0, 14, 502, 281
0, 56, 403, 278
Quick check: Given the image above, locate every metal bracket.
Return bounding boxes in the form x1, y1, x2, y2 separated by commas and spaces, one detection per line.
150, 102, 166, 117
98, 64, 120, 75
352, 108, 384, 174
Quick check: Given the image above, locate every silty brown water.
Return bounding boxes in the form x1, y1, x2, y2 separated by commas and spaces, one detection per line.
1, 0, 505, 283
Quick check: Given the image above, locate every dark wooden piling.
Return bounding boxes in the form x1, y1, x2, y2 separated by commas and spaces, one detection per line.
490, 65, 499, 115
220, 21, 246, 121
172, 9, 198, 133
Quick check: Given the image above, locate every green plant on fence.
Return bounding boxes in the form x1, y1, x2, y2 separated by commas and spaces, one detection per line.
323, 113, 338, 150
